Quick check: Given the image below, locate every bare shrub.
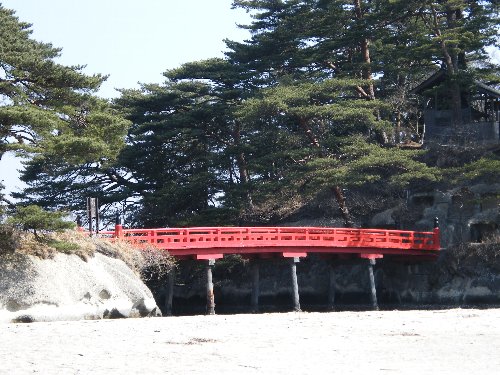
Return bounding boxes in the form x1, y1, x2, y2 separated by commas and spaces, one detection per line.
139, 245, 176, 281
0, 225, 21, 255
93, 239, 175, 281
446, 232, 500, 272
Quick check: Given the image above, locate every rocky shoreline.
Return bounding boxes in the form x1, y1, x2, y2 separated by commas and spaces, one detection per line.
148, 246, 500, 315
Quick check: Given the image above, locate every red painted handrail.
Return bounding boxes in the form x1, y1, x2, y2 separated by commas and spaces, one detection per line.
99, 225, 440, 258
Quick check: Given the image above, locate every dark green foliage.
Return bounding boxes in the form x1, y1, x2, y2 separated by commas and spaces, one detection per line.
0, 6, 104, 158
106, 1, 499, 225
14, 101, 131, 213
111, 58, 259, 226
0, 5, 129, 221
438, 148, 500, 186
45, 238, 80, 254
455, 156, 500, 184
7, 205, 74, 238
115, 81, 223, 226
5, 1, 499, 228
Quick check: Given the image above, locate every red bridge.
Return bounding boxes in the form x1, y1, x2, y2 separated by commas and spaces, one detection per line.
102, 225, 440, 260
100, 224, 440, 314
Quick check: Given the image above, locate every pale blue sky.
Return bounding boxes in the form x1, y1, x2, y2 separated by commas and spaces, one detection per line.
0, 0, 252, 195
1, 0, 251, 98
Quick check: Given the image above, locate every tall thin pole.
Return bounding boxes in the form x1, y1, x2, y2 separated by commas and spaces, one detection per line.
165, 268, 175, 316
206, 259, 216, 315
290, 257, 301, 312
251, 259, 260, 313
328, 265, 336, 311
367, 259, 379, 311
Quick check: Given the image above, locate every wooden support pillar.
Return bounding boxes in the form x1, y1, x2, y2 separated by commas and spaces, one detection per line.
206, 259, 216, 315
289, 257, 301, 312
328, 265, 336, 311
367, 258, 379, 311
250, 259, 260, 313
164, 267, 175, 316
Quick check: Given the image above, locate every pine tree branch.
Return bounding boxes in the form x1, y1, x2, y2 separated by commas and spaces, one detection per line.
1, 196, 16, 209
355, 86, 371, 99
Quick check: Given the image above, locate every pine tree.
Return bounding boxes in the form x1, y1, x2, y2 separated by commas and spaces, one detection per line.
10, 1, 498, 228
235, 76, 438, 224
115, 77, 231, 226
376, 0, 500, 128
0, 5, 129, 216
0, 6, 105, 159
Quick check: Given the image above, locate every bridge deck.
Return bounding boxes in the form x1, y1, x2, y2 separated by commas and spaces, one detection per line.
100, 226, 440, 260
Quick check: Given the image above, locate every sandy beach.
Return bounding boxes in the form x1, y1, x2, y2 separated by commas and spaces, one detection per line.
1, 309, 499, 375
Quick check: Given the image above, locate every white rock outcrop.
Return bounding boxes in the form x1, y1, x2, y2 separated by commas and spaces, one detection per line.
0, 252, 161, 323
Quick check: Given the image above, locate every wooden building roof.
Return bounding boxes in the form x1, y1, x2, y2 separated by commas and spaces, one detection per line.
410, 69, 500, 98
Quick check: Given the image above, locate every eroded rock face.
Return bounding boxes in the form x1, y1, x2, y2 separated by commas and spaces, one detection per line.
0, 252, 161, 323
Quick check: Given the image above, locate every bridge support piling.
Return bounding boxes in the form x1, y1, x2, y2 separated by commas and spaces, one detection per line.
289, 257, 301, 312
164, 268, 175, 316
206, 259, 216, 315
328, 265, 336, 311
367, 259, 379, 311
250, 259, 260, 313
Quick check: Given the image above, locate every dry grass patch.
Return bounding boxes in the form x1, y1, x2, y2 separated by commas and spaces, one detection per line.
12, 229, 96, 260
97, 240, 175, 281
0, 226, 175, 281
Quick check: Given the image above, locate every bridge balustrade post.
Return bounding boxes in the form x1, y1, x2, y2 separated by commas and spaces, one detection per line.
250, 259, 260, 313
206, 259, 216, 315
164, 267, 175, 316
289, 257, 301, 312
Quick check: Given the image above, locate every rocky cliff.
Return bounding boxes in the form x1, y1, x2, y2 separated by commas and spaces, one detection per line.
0, 252, 161, 323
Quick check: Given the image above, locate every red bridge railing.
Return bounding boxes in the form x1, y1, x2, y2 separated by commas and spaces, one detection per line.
100, 225, 440, 259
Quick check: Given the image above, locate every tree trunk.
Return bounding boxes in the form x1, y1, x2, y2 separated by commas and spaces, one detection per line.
298, 117, 322, 150
297, 116, 355, 227
236, 151, 254, 209
395, 110, 401, 144
233, 122, 254, 209
430, 4, 463, 129
394, 75, 407, 144
331, 186, 354, 228
353, 0, 375, 100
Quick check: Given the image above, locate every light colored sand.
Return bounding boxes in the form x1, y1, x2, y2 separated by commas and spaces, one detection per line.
1, 309, 499, 375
